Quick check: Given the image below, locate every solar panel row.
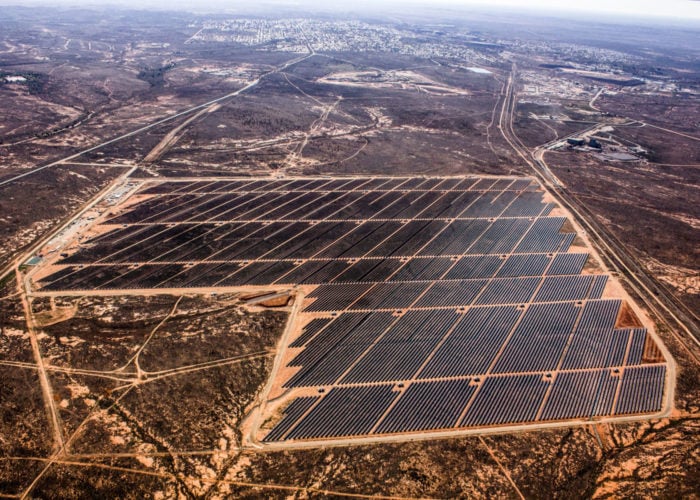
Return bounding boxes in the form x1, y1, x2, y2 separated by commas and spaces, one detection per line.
301, 277, 615, 313
112, 182, 542, 228
547, 252, 588, 276
534, 275, 594, 302
285, 297, 643, 392
262, 397, 319, 442
41, 251, 593, 291
286, 312, 398, 387
419, 306, 521, 378
340, 310, 459, 384
540, 370, 618, 420
589, 275, 609, 299
289, 318, 332, 348
284, 385, 398, 439
59, 212, 573, 269
493, 302, 580, 373
461, 374, 550, 426
140, 178, 381, 196
414, 279, 486, 308
376, 379, 477, 433
473, 277, 541, 305
626, 328, 650, 365
32, 177, 667, 442
269, 362, 666, 441
288, 312, 391, 367
615, 365, 666, 415
496, 253, 551, 278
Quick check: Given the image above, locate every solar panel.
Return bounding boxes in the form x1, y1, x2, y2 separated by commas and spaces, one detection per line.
37, 176, 666, 442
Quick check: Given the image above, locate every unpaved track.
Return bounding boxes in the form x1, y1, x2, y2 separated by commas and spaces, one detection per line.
17, 268, 65, 451
479, 436, 525, 500
142, 102, 221, 163
501, 64, 699, 350
0, 51, 313, 188
0, 165, 137, 285
4, 48, 696, 496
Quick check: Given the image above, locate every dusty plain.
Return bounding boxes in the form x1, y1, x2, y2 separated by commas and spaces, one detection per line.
0, 5, 698, 499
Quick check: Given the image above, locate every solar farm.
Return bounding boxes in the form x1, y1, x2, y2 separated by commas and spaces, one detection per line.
32, 175, 670, 445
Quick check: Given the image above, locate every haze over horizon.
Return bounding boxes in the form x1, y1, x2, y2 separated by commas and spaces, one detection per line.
2, 0, 700, 21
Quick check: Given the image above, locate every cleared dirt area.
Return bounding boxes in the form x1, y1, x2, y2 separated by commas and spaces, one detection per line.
1, 5, 698, 497
18, 175, 671, 453
545, 151, 699, 314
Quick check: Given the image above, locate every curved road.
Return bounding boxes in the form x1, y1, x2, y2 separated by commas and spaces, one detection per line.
499, 65, 700, 355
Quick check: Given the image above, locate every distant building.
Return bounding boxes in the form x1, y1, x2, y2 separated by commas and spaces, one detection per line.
4, 76, 27, 83
25, 256, 42, 266
567, 138, 585, 147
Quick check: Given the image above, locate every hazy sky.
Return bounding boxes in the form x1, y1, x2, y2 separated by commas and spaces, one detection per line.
419, 0, 700, 19
4, 0, 700, 20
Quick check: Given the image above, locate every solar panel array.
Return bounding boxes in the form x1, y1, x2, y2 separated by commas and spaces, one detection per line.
35, 176, 668, 441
